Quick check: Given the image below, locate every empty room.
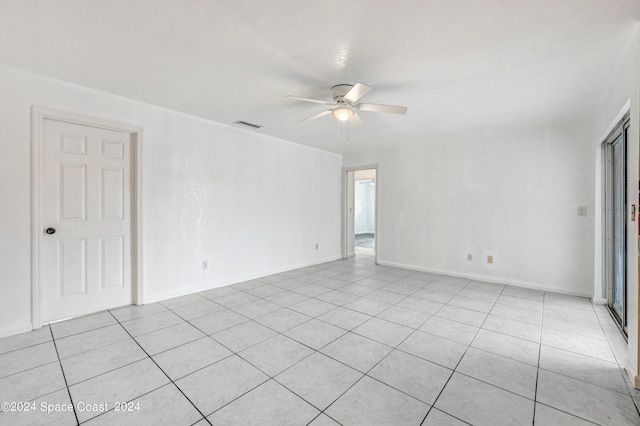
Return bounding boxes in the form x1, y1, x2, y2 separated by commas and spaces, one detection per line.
2, 1, 640, 425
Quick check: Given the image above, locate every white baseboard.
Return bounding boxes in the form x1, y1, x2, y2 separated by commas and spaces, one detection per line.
625, 362, 640, 389
143, 255, 341, 305
592, 297, 607, 305
0, 322, 33, 339
377, 260, 593, 298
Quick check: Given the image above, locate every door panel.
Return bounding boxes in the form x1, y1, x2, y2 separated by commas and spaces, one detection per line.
59, 163, 87, 220
100, 236, 125, 290
59, 133, 87, 155
58, 238, 87, 296
41, 118, 132, 323
100, 139, 124, 159
100, 167, 124, 220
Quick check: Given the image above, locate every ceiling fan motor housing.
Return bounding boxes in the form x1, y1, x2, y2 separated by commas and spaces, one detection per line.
331, 84, 354, 103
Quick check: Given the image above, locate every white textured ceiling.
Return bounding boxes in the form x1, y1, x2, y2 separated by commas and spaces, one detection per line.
1, 0, 639, 153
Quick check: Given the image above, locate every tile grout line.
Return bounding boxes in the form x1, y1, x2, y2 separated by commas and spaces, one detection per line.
532, 290, 546, 424
530, 292, 628, 425
48, 321, 119, 342
48, 326, 80, 426
162, 301, 317, 420
171, 302, 337, 423
591, 302, 640, 417
533, 300, 606, 425
533, 401, 601, 426
536, 304, 638, 397
311, 277, 469, 424
419, 279, 508, 425
0, 329, 55, 357
103, 309, 215, 426
56, 355, 152, 389
0, 359, 62, 383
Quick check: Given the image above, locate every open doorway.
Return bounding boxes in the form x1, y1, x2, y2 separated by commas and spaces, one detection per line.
343, 166, 377, 262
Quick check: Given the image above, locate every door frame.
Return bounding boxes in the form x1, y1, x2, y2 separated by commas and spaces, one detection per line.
30, 106, 144, 329
342, 164, 379, 264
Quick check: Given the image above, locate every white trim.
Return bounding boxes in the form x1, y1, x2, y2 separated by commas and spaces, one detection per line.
342, 164, 379, 264
30, 106, 143, 330
592, 297, 608, 305
625, 362, 640, 389
598, 99, 631, 144
378, 260, 593, 298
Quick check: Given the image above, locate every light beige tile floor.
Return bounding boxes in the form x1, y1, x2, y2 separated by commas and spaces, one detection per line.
0, 254, 639, 425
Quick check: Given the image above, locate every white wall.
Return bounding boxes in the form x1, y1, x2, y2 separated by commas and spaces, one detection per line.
367, 182, 375, 233
354, 181, 368, 234
355, 181, 375, 235
0, 64, 342, 338
344, 115, 596, 296
593, 24, 640, 386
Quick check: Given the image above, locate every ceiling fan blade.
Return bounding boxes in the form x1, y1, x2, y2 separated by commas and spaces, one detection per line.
344, 83, 372, 104
357, 103, 408, 115
349, 110, 364, 127
300, 109, 333, 123
286, 95, 334, 105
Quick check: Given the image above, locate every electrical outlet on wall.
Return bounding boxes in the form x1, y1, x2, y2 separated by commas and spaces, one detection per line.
487, 255, 493, 264
202, 260, 208, 270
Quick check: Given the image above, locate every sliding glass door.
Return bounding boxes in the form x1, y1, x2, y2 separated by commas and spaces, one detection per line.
604, 116, 629, 332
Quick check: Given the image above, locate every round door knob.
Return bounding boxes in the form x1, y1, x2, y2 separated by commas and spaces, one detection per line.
45, 227, 56, 235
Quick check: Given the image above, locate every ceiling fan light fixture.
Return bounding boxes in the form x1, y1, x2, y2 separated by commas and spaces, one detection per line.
289, 83, 407, 125
333, 108, 354, 121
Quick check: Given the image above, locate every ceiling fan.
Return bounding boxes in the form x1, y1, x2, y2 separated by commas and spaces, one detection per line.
286, 83, 407, 126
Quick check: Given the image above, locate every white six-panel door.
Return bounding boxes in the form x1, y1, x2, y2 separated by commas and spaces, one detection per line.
40, 118, 132, 323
